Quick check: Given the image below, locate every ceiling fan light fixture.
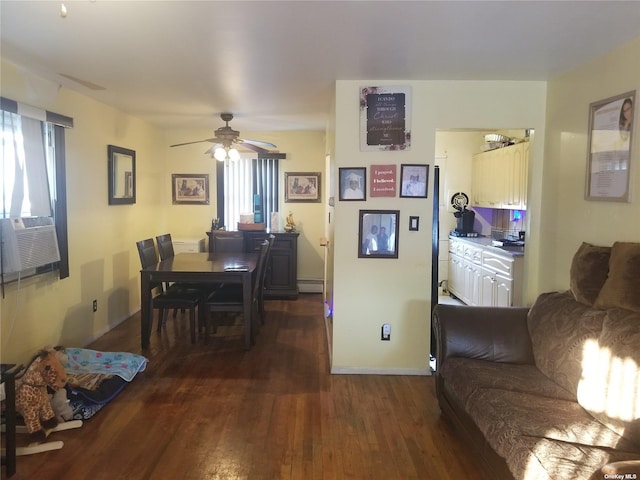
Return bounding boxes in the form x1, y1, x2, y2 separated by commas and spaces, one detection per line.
228, 148, 240, 161
213, 146, 241, 162
214, 147, 227, 162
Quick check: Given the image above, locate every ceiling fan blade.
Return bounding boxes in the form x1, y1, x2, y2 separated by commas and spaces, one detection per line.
170, 138, 218, 147
238, 142, 270, 154
203, 143, 262, 156
239, 138, 277, 149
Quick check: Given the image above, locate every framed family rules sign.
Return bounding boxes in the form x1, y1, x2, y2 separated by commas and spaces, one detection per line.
360, 86, 411, 151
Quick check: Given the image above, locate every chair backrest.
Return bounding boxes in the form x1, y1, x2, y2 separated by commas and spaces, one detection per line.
136, 238, 159, 268
156, 233, 175, 261
261, 234, 276, 288
211, 231, 245, 254
252, 240, 270, 298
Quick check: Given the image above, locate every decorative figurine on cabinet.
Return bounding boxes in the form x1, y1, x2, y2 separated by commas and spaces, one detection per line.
284, 212, 296, 232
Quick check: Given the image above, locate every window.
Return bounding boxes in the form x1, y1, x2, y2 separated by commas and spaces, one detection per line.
217, 154, 283, 230
1, 97, 70, 282
1, 112, 52, 218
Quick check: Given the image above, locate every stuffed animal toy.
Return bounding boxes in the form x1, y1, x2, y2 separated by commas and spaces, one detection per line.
49, 388, 74, 422
15, 347, 68, 444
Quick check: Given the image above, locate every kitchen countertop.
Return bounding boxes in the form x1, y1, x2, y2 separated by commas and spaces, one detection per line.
449, 235, 525, 257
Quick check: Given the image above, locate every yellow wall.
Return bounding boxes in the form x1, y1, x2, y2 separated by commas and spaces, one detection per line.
331, 80, 547, 374
1, 60, 326, 364
1, 60, 166, 363
163, 128, 327, 282
3, 36, 637, 369
540, 37, 640, 291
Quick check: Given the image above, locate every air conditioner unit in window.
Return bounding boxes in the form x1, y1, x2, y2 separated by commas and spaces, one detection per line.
0, 217, 60, 274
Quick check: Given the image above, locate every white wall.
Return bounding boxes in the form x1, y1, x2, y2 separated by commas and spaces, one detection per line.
331, 80, 547, 374
540, 37, 640, 291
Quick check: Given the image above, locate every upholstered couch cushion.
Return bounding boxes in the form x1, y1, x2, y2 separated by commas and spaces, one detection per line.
465, 388, 640, 480
594, 242, 640, 313
569, 242, 611, 306
528, 291, 606, 396
577, 307, 640, 449
440, 357, 575, 408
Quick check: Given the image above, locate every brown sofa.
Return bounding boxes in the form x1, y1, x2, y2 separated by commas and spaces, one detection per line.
432, 242, 640, 480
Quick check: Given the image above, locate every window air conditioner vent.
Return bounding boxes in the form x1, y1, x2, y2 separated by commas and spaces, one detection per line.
1, 217, 61, 274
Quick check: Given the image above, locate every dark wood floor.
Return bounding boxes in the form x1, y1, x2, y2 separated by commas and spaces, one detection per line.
3, 294, 484, 480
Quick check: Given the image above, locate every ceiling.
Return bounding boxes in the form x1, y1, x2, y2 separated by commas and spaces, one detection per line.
2, 1, 640, 133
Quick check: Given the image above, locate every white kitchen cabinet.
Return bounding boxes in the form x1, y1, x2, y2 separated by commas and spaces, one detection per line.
448, 253, 466, 302
480, 266, 515, 307
448, 239, 467, 302
471, 142, 529, 210
448, 238, 484, 306
447, 236, 524, 307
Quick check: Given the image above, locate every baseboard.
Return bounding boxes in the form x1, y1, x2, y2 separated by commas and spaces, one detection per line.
330, 366, 431, 376
297, 278, 323, 293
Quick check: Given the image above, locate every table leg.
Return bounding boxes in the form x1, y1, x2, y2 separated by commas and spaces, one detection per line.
140, 273, 152, 349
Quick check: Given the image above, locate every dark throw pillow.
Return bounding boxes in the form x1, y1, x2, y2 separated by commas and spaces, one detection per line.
569, 242, 611, 306
594, 242, 640, 313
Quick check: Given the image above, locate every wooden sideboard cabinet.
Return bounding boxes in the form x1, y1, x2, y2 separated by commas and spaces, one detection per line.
244, 232, 299, 299
207, 230, 299, 299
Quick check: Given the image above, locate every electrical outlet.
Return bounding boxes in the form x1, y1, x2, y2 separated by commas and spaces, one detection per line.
92, 299, 97, 312
381, 323, 391, 341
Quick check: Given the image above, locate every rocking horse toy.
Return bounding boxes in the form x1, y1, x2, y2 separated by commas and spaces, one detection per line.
9, 347, 82, 455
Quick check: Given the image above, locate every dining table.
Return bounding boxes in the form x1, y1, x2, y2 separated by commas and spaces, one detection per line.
139, 251, 258, 350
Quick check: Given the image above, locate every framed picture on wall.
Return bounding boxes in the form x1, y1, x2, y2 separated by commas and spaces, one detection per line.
360, 86, 412, 151
358, 210, 400, 259
585, 90, 635, 202
171, 174, 210, 204
339, 167, 366, 201
284, 172, 321, 202
399, 164, 429, 198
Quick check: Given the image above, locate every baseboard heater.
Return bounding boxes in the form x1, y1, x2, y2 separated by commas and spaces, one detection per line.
297, 278, 323, 293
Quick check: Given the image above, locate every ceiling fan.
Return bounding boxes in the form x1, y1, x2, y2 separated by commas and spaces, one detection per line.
169, 113, 277, 161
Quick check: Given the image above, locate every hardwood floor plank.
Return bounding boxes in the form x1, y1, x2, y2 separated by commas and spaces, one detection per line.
2, 294, 485, 480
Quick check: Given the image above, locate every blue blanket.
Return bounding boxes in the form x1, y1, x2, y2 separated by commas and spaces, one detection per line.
64, 348, 148, 382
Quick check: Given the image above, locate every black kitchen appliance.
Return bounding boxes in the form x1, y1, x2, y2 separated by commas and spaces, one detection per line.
450, 192, 476, 234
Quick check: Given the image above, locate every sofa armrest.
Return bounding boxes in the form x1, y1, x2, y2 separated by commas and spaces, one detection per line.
589, 460, 640, 480
432, 304, 534, 366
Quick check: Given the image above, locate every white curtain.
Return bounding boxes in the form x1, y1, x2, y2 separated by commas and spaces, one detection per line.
1, 111, 51, 218
224, 158, 254, 230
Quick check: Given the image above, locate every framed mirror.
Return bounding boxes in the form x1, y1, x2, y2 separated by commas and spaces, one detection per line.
108, 145, 136, 205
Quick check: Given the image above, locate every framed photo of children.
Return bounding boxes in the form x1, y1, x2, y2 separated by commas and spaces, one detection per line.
585, 90, 635, 202
400, 164, 429, 198
285, 172, 321, 203
358, 210, 400, 259
339, 167, 366, 201
171, 174, 209, 204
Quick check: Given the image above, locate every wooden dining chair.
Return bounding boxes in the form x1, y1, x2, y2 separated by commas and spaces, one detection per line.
211, 230, 245, 254
211, 234, 274, 326
258, 234, 276, 323
136, 238, 203, 343
156, 233, 217, 320
156, 233, 182, 318
156, 233, 176, 261
204, 239, 270, 344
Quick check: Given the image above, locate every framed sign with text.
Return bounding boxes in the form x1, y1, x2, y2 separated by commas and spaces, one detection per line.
370, 164, 397, 197
360, 86, 411, 151
585, 90, 635, 202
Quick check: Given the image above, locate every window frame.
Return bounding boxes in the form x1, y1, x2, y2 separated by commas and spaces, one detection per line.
216, 153, 285, 231
0, 97, 70, 284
